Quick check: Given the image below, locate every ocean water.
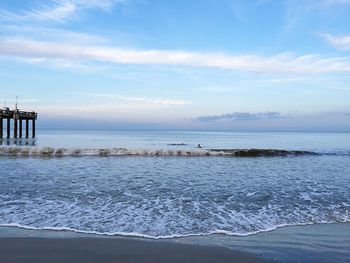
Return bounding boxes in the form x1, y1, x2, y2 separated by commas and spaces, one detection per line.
2, 129, 350, 152
0, 130, 349, 256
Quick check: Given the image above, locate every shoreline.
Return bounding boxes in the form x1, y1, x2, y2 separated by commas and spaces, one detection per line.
0, 220, 348, 239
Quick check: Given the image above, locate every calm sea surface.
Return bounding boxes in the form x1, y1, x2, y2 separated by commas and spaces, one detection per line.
0, 130, 349, 260
3, 129, 350, 152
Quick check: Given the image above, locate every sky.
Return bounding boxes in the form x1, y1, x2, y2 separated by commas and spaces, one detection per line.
0, 0, 349, 131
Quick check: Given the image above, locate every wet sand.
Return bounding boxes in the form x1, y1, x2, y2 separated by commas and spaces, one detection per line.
1, 223, 349, 262
0, 237, 271, 263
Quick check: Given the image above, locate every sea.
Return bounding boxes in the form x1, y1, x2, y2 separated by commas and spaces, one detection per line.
0, 130, 349, 262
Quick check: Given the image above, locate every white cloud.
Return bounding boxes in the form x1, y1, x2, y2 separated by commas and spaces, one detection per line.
82, 93, 190, 105
0, 0, 126, 23
1, 37, 350, 74
321, 33, 350, 50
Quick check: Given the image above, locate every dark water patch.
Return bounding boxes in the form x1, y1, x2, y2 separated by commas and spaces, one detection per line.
209, 149, 318, 157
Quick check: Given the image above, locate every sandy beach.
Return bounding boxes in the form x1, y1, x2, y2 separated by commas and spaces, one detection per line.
0, 236, 271, 263
1, 223, 349, 262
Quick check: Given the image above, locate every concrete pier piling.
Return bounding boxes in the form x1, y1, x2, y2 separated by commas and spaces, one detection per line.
7, 116, 10, 139
19, 119, 22, 138
0, 117, 2, 138
26, 119, 29, 139
0, 107, 37, 139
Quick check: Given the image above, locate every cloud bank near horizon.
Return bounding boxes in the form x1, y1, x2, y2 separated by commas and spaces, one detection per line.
196, 112, 286, 122
34, 111, 350, 132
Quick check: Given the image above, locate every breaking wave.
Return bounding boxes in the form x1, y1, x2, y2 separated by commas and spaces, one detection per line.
0, 146, 319, 157
0, 222, 347, 239
0, 145, 349, 240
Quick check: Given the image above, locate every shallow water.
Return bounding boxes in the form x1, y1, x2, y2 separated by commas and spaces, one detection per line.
0, 154, 349, 238
173, 223, 350, 263
0, 130, 349, 260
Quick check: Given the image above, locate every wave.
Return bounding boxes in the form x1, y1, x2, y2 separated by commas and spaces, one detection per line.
0, 221, 346, 239
0, 146, 319, 157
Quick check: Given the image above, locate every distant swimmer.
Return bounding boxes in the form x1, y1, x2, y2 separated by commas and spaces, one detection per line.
197, 144, 202, 148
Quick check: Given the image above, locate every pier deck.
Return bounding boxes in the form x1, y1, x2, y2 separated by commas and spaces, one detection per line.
0, 108, 37, 139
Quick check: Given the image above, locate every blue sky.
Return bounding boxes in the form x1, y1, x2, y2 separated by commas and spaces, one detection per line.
0, 0, 349, 131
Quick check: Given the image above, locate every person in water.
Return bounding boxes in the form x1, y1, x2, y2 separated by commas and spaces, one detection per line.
197, 144, 202, 148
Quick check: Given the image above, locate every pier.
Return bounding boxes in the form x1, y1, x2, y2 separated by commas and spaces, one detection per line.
0, 107, 37, 139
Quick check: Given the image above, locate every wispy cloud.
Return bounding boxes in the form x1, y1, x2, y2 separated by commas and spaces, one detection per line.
320, 33, 350, 51
0, 25, 108, 44
321, 0, 350, 7
196, 112, 287, 122
81, 93, 190, 105
6, 99, 39, 103
0, 97, 39, 110
0, 0, 126, 23
18, 57, 105, 73
0, 98, 39, 103
284, 0, 350, 30
229, 0, 249, 24
1, 38, 350, 74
